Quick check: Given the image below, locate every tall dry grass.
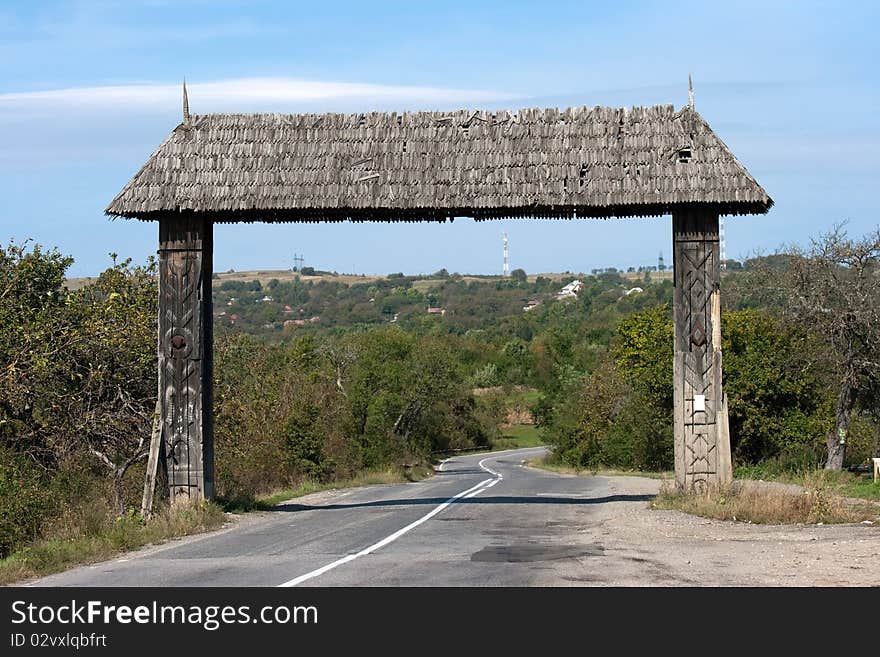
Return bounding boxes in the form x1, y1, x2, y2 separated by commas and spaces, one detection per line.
0, 501, 226, 585
653, 470, 879, 524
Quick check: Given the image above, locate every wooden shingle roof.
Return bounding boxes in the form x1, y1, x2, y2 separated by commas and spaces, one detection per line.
106, 104, 772, 222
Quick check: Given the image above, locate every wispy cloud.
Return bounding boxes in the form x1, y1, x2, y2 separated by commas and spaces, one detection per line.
0, 77, 518, 115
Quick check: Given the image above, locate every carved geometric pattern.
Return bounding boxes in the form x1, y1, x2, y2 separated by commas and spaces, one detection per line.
159, 247, 204, 500
690, 320, 706, 347
674, 211, 727, 492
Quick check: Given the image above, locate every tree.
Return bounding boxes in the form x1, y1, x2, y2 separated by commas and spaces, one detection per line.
0, 240, 73, 460
510, 268, 527, 282
0, 242, 157, 514
763, 225, 880, 469
722, 310, 830, 466
63, 258, 158, 511
611, 305, 673, 411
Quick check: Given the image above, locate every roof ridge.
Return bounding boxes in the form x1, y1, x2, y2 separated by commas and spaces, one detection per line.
189, 103, 678, 121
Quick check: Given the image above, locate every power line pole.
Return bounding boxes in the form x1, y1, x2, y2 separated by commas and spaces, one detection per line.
292, 253, 304, 271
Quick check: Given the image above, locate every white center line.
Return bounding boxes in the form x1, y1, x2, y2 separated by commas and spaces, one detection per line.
278, 453, 512, 587
478, 455, 503, 480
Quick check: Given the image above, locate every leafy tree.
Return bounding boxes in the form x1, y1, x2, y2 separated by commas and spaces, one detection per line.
0, 240, 73, 459
219, 280, 247, 292
471, 362, 500, 388
757, 225, 880, 469
0, 242, 157, 518
722, 310, 830, 466
611, 304, 673, 411
61, 257, 158, 511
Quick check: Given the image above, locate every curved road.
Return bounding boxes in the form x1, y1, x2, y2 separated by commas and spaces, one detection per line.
31, 447, 653, 587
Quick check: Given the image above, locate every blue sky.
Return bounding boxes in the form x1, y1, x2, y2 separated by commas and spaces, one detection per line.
1, 0, 877, 277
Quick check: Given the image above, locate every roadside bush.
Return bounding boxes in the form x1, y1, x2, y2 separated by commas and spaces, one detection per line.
0, 446, 53, 557
601, 390, 673, 470
722, 310, 831, 465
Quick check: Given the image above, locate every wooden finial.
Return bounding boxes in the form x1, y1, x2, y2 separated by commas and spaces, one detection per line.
688, 73, 694, 110
183, 79, 190, 126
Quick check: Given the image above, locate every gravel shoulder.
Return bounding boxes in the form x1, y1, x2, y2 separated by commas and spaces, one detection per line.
552, 472, 880, 586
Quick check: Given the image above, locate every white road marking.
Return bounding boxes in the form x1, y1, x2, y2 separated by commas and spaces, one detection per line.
464, 478, 499, 498
478, 455, 503, 480
464, 457, 507, 499
278, 450, 536, 587
278, 477, 492, 587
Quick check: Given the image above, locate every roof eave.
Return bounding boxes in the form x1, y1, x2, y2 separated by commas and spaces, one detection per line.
104, 199, 773, 223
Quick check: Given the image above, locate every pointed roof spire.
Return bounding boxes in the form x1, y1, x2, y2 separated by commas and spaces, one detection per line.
182, 78, 191, 127
688, 73, 694, 110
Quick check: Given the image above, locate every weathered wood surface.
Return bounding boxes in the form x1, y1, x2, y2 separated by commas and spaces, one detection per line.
106, 106, 773, 221
672, 208, 732, 492
140, 399, 163, 518
158, 216, 214, 501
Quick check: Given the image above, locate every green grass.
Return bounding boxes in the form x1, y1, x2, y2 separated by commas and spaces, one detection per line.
510, 387, 540, 407
0, 502, 226, 586
733, 465, 880, 503
492, 424, 545, 450
834, 475, 880, 502
527, 453, 671, 479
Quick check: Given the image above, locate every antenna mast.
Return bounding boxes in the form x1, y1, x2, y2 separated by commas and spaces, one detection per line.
720, 218, 726, 271
502, 232, 510, 277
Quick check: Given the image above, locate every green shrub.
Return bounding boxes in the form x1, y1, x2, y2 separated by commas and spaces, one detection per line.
722, 310, 831, 465
0, 446, 53, 557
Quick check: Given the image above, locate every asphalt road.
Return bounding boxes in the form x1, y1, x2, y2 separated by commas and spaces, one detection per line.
31, 446, 653, 587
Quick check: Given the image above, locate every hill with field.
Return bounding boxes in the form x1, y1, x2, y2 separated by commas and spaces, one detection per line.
206, 268, 670, 336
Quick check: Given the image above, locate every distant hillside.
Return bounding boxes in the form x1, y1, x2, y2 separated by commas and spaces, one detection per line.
205, 268, 673, 336
64, 267, 679, 337
65, 267, 673, 291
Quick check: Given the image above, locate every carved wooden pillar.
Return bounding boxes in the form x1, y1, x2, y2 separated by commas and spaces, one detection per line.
672, 208, 732, 493
158, 216, 214, 501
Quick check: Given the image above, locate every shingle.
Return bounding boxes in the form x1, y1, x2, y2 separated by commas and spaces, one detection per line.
106, 104, 772, 222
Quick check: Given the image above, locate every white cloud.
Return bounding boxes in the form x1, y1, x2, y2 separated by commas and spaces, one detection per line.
0, 77, 518, 114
